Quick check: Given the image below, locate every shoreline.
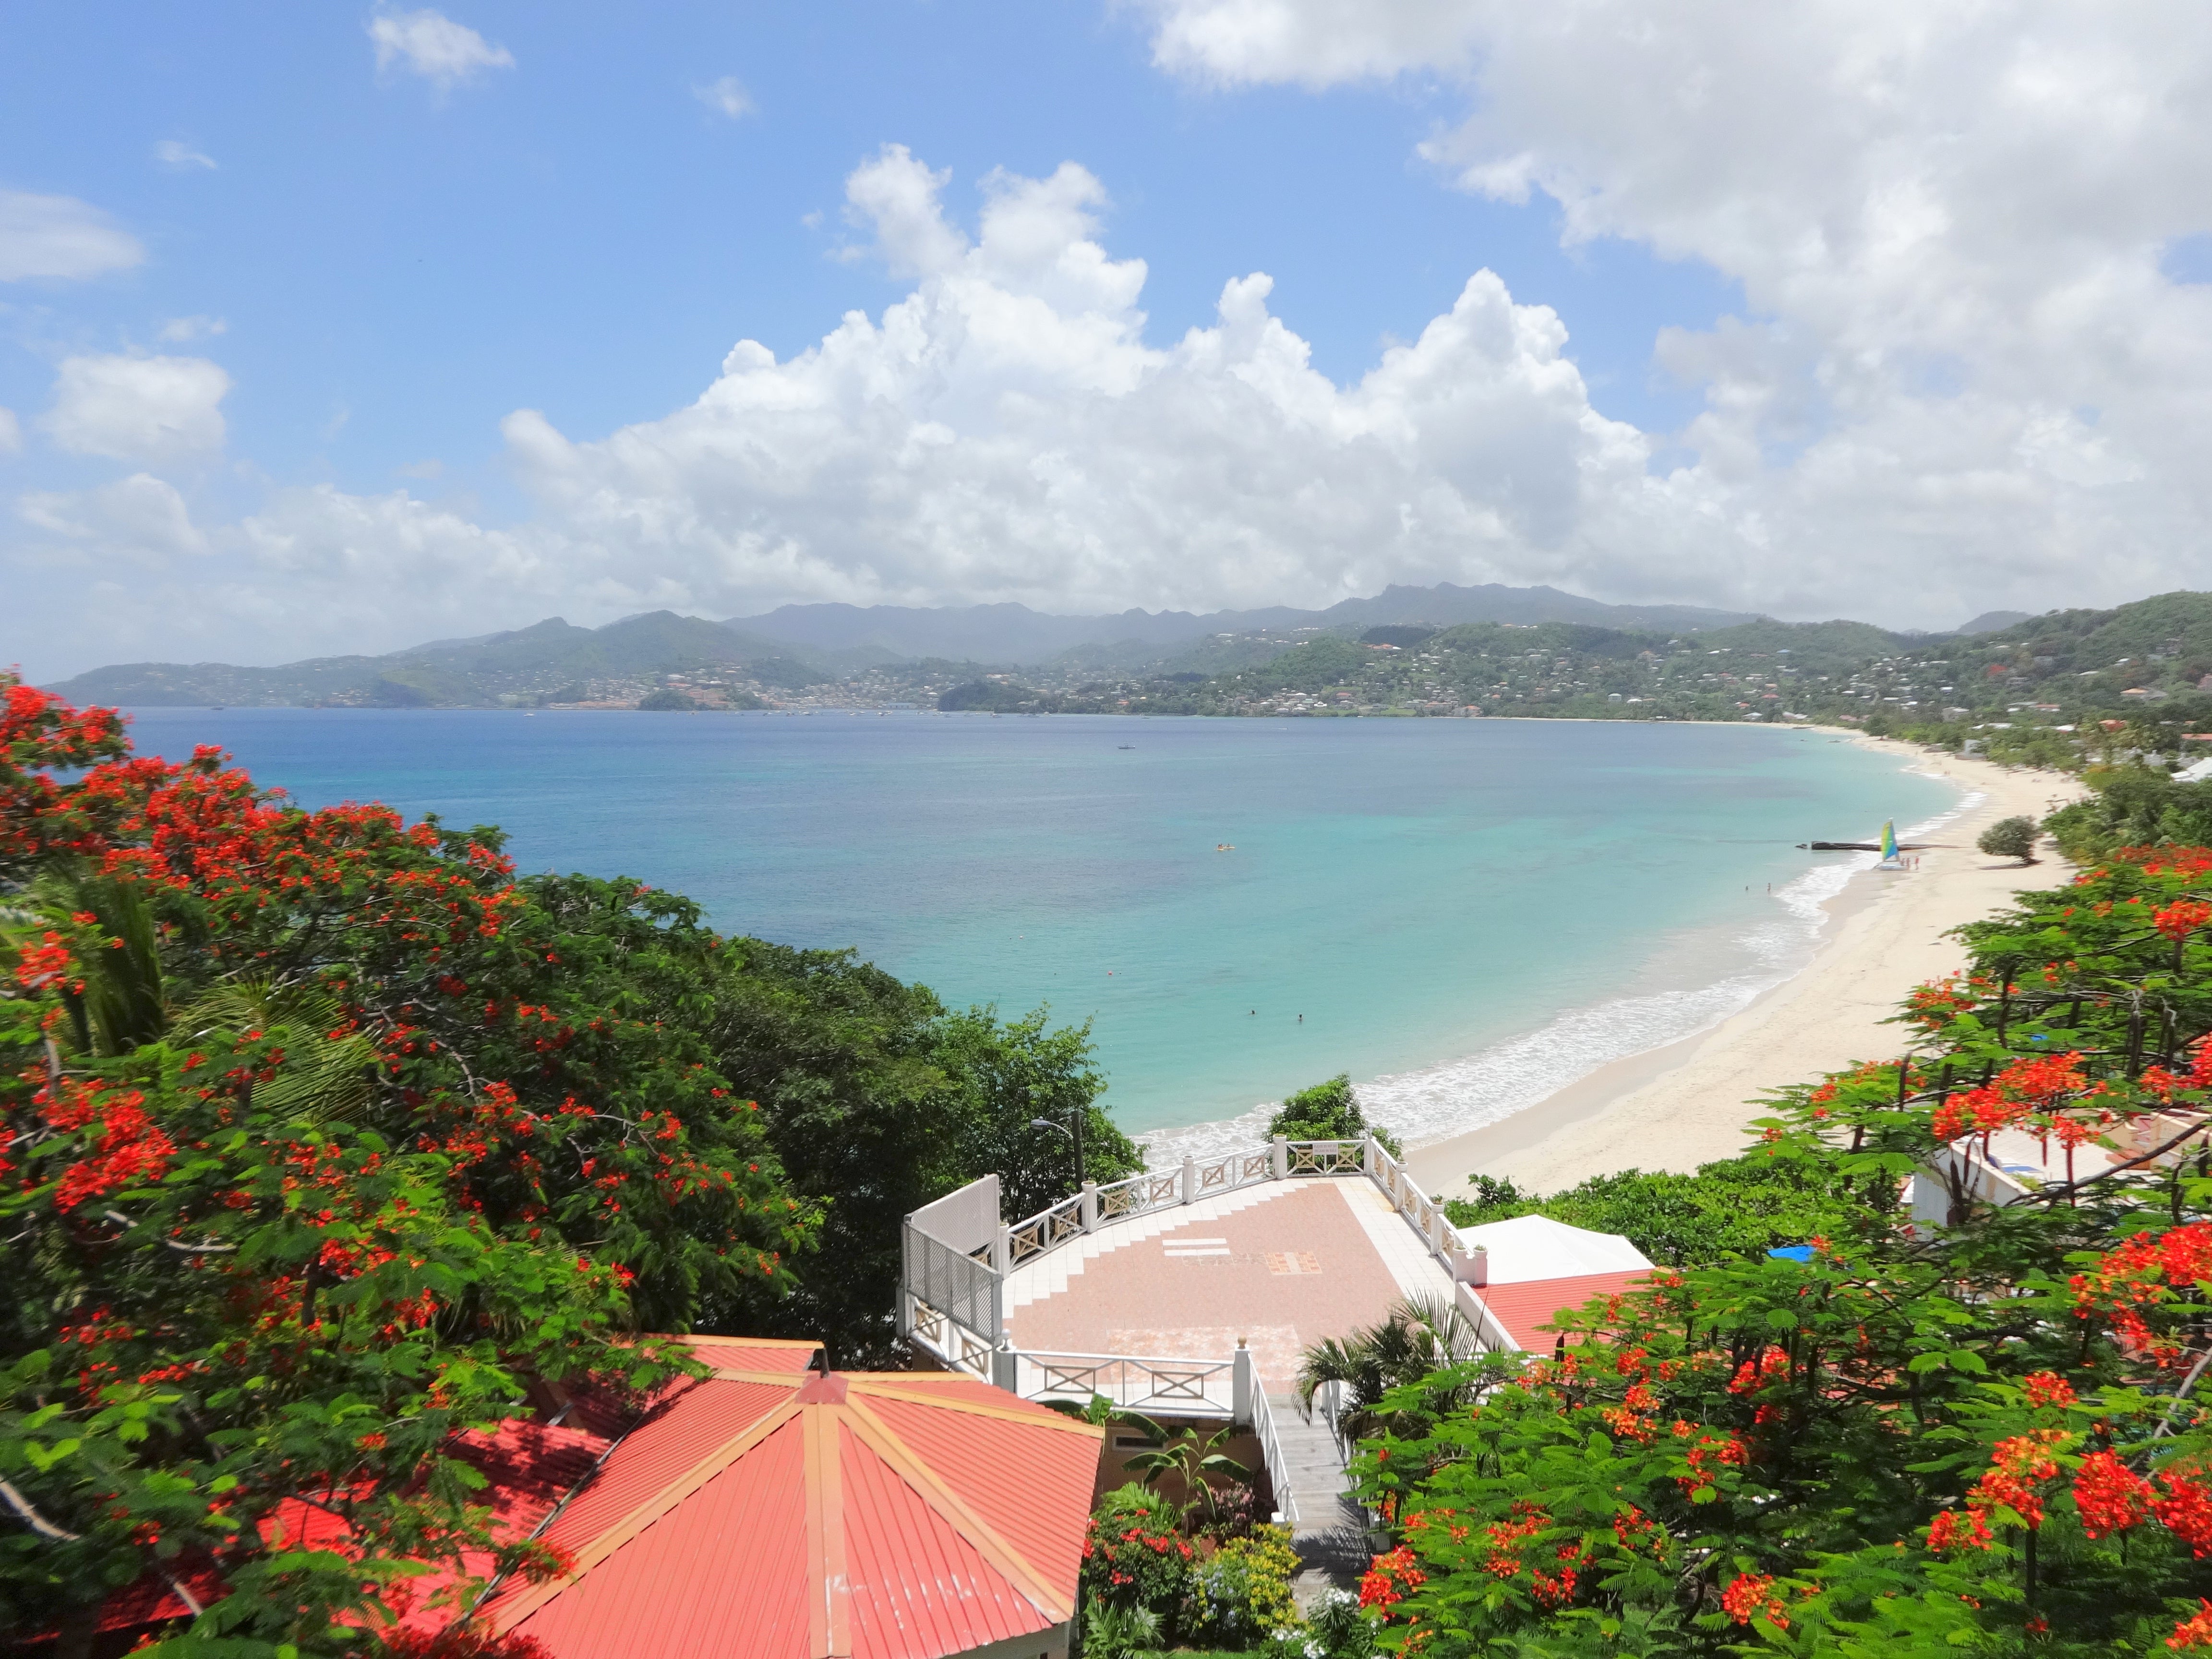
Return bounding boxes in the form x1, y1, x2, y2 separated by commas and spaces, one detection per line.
1401, 740, 2084, 1197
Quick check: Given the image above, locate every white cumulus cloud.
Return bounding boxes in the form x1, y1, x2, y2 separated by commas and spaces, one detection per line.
0, 190, 144, 282
368, 9, 514, 90
157, 315, 228, 343
42, 354, 231, 464
1129, 0, 2212, 623
153, 139, 216, 171
496, 145, 1659, 619
16, 474, 208, 565
695, 76, 754, 120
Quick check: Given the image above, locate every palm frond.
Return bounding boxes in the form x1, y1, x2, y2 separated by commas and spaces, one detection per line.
175, 976, 379, 1124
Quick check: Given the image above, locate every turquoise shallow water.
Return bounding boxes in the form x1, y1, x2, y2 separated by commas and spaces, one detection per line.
118, 709, 1960, 1147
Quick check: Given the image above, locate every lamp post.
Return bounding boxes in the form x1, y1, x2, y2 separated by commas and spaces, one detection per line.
1029, 1112, 1085, 1194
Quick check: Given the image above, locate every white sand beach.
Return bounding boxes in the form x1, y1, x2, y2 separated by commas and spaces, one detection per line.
1402, 740, 2085, 1199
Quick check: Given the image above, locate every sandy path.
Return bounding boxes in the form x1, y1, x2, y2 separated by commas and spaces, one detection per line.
1401, 740, 2083, 1199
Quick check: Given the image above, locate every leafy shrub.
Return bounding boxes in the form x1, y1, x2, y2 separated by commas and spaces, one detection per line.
1255, 1589, 1379, 1658
2045, 765, 2212, 860
1356, 846, 2212, 1655
1081, 1599, 1164, 1659
1441, 1154, 1849, 1266
1183, 1525, 1301, 1647
1267, 1073, 1401, 1158
1082, 1484, 1195, 1625
1976, 813, 2039, 861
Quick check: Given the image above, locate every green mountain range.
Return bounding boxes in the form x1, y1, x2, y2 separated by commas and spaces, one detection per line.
41, 587, 2212, 722
43, 613, 829, 709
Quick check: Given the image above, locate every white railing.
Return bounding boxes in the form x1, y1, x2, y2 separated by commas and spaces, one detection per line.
1013, 1349, 1237, 1416
910, 1135, 1486, 1346
1094, 1168, 1185, 1224
1001, 1137, 1359, 1254
1247, 1382, 1298, 1528
1284, 1139, 1364, 1177
906, 1294, 998, 1381
1006, 1193, 1087, 1266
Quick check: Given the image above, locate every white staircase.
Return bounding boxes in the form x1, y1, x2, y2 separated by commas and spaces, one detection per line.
1269, 1393, 1372, 1599
1001, 1180, 1304, 1314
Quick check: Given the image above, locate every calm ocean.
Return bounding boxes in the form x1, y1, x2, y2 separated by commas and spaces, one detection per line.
120, 709, 1960, 1154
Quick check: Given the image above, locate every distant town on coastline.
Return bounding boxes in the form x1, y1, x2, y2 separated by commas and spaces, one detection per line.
41, 583, 2212, 746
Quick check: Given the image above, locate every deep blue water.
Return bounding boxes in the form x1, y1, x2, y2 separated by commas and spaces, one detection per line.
117, 709, 1959, 1145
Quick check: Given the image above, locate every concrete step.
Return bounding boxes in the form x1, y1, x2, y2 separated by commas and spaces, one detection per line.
1264, 1396, 1370, 1605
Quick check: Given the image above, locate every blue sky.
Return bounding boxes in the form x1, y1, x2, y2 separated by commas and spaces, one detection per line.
0, 2, 1730, 505
5, 3, 2209, 676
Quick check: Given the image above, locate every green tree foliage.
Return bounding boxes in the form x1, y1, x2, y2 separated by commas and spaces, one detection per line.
712, 960, 1137, 1363
1440, 1158, 1851, 1268
1979, 814, 2042, 862
2047, 764, 2212, 862
0, 676, 1120, 1651
1342, 844, 2212, 1656
1, 681, 762, 1653
1293, 1296, 1485, 1448
1268, 1073, 1402, 1157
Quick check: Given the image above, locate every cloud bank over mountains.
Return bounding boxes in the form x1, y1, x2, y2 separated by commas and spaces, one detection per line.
12, 3, 2212, 677
1142, 0, 2212, 609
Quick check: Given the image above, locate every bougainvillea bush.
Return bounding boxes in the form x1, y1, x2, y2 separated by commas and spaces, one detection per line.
1352, 845, 2212, 1655
0, 678, 822, 1653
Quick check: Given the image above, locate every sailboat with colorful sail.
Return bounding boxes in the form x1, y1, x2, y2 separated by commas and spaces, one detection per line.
1877, 819, 1905, 869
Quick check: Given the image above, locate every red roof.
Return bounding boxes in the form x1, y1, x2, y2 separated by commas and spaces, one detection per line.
84, 1335, 1101, 1659
1471, 1272, 1651, 1352
477, 1337, 1105, 1659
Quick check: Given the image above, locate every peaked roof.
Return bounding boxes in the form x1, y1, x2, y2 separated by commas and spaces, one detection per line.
479, 1336, 1106, 1659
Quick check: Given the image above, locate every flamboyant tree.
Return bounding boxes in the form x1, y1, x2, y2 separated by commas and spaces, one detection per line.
1355, 846, 2212, 1655
0, 677, 813, 1654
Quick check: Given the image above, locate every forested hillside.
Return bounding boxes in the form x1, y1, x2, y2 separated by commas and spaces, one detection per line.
0, 675, 1131, 1651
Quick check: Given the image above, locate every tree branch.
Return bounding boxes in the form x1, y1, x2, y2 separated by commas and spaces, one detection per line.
0, 1475, 81, 1540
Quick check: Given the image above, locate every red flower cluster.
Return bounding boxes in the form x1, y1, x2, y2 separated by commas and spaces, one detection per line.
36, 1076, 174, 1212
2170, 1598, 2212, 1651
1611, 1504, 1665, 1558
1969, 1430, 2073, 1530
1672, 1421, 1750, 1497
1907, 976, 1980, 1031
2071, 1225, 2212, 1358
2023, 1370, 2077, 1407
1727, 1346, 1792, 1395
1721, 1571, 1789, 1629
1479, 1504, 1548, 1579
2153, 1471, 2212, 1557
1531, 1539, 1589, 1608
2073, 1451, 2153, 1539
1931, 1052, 2089, 1143
2155, 900, 2212, 941
1360, 1544, 1426, 1613
1927, 1507, 1994, 1552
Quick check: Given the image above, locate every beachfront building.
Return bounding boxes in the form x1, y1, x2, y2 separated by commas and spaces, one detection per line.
93, 1336, 1102, 1659
897, 1140, 1654, 1556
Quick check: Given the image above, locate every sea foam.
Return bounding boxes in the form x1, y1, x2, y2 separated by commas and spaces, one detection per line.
1138, 782, 1981, 1171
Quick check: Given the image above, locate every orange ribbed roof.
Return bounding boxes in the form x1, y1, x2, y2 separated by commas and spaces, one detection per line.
481, 1338, 1104, 1659
1472, 1271, 1651, 1352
